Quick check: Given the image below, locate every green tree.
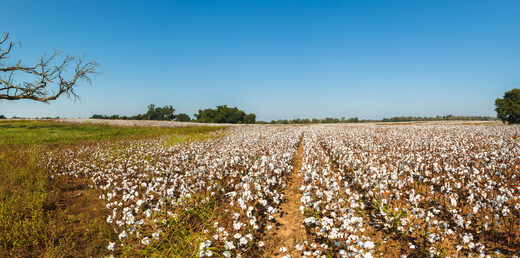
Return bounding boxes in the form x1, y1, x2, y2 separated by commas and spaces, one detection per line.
194, 108, 217, 123
144, 104, 175, 121
243, 114, 256, 124
495, 88, 520, 124
194, 105, 255, 124
175, 113, 191, 122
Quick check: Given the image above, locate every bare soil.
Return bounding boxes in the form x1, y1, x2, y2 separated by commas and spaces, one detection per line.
264, 136, 306, 257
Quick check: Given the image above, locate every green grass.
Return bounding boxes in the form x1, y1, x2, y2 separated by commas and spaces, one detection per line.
0, 120, 227, 256
0, 120, 226, 145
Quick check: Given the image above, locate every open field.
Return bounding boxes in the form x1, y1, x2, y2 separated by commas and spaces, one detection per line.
0, 120, 227, 145
2, 120, 520, 257
56, 118, 239, 128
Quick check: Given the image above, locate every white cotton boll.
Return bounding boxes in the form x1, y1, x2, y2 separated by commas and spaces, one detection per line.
450, 197, 457, 207
454, 214, 464, 228
224, 241, 235, 250
167, 188, 175, 196
428, 233, 438, 243
107, 242, 115, 251
280, 246, 287, 252
364, 241, 375, 249
462, 233, 473, 244
233, 221, 243, 231
258, 241, 265, 247
118, 230, 128, 240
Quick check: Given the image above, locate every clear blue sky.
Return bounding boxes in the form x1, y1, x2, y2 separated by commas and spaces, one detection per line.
1, 0, 519, 121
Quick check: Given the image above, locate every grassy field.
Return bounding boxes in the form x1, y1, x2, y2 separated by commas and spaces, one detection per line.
0, 120, 225, 257
0, 120, 225, 145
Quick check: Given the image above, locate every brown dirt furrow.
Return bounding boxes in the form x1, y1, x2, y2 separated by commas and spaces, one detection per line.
264, 135, 306, 257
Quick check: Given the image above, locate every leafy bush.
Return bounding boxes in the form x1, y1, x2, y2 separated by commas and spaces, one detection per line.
142, 104, 175, 121
175, 113, 191, 122
194, 105, 256, 124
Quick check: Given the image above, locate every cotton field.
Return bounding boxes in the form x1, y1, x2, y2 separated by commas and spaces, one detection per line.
45, 123, 520, 257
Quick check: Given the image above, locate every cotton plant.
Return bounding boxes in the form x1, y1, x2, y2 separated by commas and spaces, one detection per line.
44, 124, 520, 256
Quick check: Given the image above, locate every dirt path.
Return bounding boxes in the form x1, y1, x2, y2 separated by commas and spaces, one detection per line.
265, 135, 306, 257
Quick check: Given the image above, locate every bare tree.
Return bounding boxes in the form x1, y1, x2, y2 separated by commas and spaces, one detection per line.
0, 33, 98, 102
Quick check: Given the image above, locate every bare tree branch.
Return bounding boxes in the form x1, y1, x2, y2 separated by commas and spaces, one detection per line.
0, 33, 99, 102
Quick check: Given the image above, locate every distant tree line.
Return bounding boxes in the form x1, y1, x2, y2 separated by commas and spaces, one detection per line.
256, 115, 497, 124
0, 115, 59, 119
258, 117, 360, 124
91, 104, 183, 121
377, 115, 497, 123
90, 104, 256, 124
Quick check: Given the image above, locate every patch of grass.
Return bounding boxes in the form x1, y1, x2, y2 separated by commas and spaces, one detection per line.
0, 145, 115, 257
0, 120, 226, 145
0, 144, 117, 257
0, 146, 49, 255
